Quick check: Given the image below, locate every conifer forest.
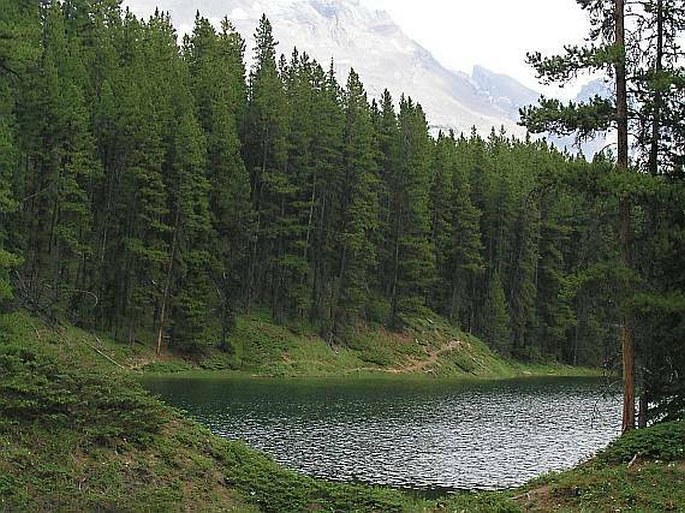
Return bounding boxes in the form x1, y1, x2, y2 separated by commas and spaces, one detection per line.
1, 0, 683, 427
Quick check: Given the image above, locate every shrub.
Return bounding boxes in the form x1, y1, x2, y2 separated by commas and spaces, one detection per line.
0, 341, 163, 446
599, 421, 685, 463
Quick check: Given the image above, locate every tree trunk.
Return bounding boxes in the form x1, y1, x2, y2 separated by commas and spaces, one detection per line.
449, 277, 459, 324
156, 208, 181, 356
648, 0, 663, 176
615, 0, 635, 433
638, 389, 648, 428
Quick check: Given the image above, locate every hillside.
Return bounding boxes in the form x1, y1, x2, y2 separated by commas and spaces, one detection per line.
0, 312, 417, 512
68, 309, 595, 379
1, 312, 683, 512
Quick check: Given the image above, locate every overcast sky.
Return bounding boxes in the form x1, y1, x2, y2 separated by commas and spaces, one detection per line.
362, 0, 590, 92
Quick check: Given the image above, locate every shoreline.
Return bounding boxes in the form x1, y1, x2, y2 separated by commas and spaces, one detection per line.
2, 312, 681, 512
139, 366, 605, 381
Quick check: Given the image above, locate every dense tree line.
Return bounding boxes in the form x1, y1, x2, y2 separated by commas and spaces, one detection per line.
0, 1, 682, 423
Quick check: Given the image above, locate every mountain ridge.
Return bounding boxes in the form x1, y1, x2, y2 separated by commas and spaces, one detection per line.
125, 0, 604, 148
125, 0, 528, 136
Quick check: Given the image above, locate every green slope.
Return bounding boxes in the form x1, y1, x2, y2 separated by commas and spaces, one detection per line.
0, 312, 423, 512
1, 312, 682, 512
135, 310, 597, 379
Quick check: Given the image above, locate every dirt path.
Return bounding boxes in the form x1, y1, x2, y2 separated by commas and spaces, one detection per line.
399, 339, 464, 373
348, 339, 465, 375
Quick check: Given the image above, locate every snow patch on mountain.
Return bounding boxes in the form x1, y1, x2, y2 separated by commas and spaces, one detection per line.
124, 0, 606, 150
124, 0, 529, 136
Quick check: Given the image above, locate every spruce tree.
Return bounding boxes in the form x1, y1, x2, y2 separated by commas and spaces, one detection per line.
386, 96, 435, 326
329, 69, 379, 339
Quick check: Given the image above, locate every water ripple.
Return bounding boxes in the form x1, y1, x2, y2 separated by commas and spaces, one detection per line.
144, 377, 621, 490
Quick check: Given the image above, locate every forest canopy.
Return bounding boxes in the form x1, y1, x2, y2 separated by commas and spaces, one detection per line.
0, 0, 682, 424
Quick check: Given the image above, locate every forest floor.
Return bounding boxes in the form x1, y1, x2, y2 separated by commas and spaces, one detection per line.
2, 311, 683, 512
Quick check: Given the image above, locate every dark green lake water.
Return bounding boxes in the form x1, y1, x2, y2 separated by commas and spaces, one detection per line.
143, 376, 621, 491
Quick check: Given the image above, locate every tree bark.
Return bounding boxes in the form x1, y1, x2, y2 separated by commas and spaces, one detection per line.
156, 208, 180, 356
616, 0, 635, 433
648, 0, 663, 176
638, 389, 648, 428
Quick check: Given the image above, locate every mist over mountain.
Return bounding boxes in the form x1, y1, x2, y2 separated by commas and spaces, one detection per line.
470, 65, 540, 121
125, 0, 604, 147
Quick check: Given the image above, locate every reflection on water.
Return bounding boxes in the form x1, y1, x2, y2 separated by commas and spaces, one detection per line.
144, 376, 621, 490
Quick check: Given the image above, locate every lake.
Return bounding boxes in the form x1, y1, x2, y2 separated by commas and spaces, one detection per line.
144, 375, 621, 491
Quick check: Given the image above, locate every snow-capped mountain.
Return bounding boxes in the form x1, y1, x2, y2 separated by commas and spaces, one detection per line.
124, 0, 606, 148
471, 65, 540, 121
125, 0, 533, 136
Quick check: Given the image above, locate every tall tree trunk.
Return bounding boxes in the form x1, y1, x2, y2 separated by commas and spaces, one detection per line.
156, 208, 181, 356
616, 0, 635, 433
648, 0, 663, 176
309, 196, 327, 323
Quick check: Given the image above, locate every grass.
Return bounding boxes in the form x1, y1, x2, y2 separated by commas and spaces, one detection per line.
132, 309, 600, 380
1, 311, 682, 512
0, 312, 429, 512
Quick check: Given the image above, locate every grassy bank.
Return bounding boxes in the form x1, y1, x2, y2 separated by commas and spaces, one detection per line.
2, 312, 682, 512
108, 310, 598, 379
0, 312, 426, 512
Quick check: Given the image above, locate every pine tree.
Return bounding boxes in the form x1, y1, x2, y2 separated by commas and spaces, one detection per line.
243, 15, 290, 315
375, 89, 402, 304
445, 146, 485, 332
386, 96, 435, 326
535, 174, 576, 361
328, 69, 379, 340
0, 0, 39, 303
520, 0, 637, 431
138, 11, 213, 353
482, 272, 512, 356
0, 82, 20, 303
428, 132, 455, 314
163, 94, 211, 352
306, 60, 344, 326
629, 0, 685, 175
92, 10, 179, 345
184, 14, 253, 348
277, 49, 316, 319
18, 2, 99, 319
